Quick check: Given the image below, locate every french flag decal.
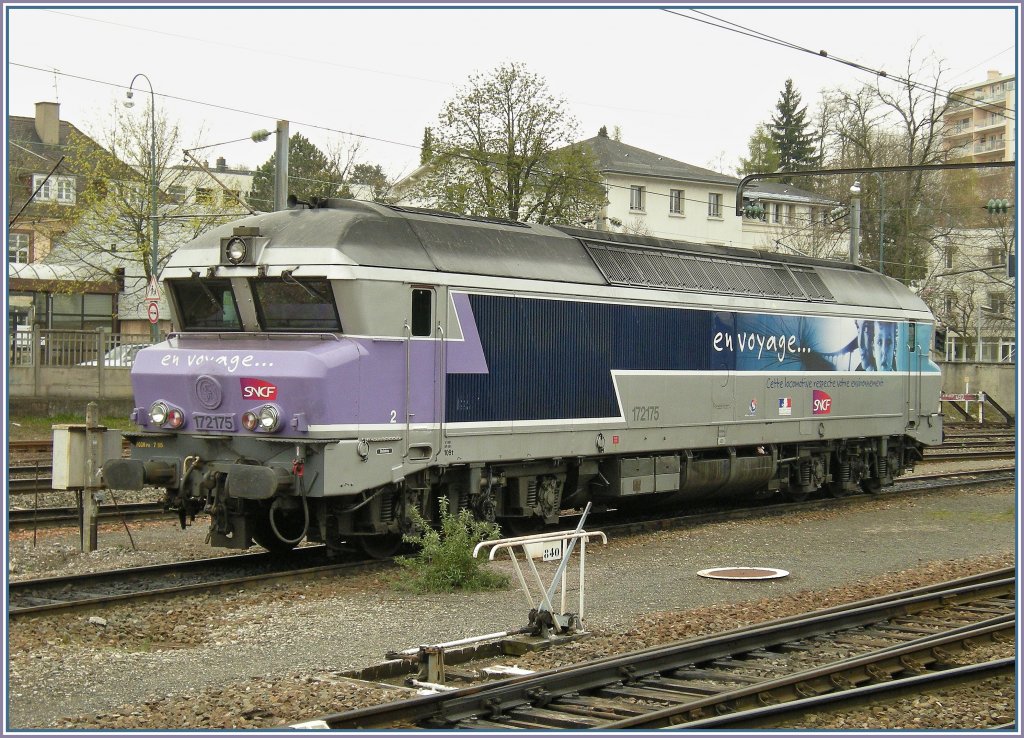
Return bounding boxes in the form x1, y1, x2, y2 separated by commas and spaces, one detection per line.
778, 397, 793, 416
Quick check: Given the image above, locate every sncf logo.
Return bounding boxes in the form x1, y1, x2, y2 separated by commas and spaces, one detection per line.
240, 378, 278, 400
812, 389, 832, 415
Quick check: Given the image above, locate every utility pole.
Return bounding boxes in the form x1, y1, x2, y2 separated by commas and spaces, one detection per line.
849, 181, 861, 265
274, 120, 289, 211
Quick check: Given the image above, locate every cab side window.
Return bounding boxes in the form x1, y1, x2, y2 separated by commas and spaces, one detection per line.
411, 288, 433, 337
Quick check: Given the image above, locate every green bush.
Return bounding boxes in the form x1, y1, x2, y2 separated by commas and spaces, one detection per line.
393, 496, 509, 593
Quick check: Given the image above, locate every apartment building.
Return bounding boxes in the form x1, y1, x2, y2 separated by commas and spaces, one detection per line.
943, 70, 1016, 164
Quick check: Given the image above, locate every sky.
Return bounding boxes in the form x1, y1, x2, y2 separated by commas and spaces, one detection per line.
4, 4, 1020, 184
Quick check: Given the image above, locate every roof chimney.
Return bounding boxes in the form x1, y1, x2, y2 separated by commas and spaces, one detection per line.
34, 102, 60, 146
987, 70, 1002, 80
216, 157, 226, 171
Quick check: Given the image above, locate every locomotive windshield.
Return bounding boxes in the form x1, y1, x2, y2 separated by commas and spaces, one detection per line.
251, 278, 342, 332
171, 278, 241, 331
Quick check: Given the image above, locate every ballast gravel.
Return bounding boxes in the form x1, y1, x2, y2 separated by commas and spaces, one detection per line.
5, 475, 1016, 731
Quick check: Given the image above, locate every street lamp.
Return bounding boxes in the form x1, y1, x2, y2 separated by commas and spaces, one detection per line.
125, 73, 159, 342
869, 172, 885, 275
849, 181, 861, 266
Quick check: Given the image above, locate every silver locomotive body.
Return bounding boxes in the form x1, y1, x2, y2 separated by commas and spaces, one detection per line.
103, 200, 942, 555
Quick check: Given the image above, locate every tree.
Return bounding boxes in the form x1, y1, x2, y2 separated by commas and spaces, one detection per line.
737, 123, 780, 176
816, 48, 954, 284
413, 62, 606, 225
419, 127, 434, 165
770, 79, 818, 180
38, 103, 227, 310
248, 133, 352, 210
349, 162, 395, 202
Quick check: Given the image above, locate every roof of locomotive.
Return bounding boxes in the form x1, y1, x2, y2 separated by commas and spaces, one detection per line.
169, 198, 929, 313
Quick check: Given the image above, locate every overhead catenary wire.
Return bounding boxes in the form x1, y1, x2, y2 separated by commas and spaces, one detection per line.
12, 66, 1008, 239
666, 9, 1016, 121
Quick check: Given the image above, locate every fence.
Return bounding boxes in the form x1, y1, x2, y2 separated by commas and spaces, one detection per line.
9, 329, 157, 402
9, 328, 154, 368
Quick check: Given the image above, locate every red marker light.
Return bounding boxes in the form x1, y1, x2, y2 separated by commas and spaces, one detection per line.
612, 435, 619, 444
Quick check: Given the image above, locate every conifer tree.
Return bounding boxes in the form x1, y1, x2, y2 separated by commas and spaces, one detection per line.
769, 79, 817, 182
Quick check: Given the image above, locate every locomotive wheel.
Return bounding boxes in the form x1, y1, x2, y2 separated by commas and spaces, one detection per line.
501, 515, 544, 537
825, 479, 854, 498
860, 478, 883, 494
251, 520, 300, 553
251, 500, 306, 553
786, 488, 812, 502
355, 534, 403, 560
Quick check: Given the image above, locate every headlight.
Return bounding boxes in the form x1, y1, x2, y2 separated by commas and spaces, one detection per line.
258, 405, 280, 432
149, 401, 168, 425
225, 236, 248, 265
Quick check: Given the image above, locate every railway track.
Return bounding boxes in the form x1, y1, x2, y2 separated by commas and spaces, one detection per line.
7, 546, 382, 618
9, 502, 172, 530
8, 466, 1013, 619
305, 570, 1015, 729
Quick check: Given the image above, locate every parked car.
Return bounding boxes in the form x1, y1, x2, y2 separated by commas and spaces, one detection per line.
78, 343, 147, 367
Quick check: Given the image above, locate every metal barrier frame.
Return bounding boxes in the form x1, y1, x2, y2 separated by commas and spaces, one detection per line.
474, 528, 607, 632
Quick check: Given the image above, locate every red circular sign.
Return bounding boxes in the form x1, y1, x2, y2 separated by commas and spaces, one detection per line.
147, 301, 160, 324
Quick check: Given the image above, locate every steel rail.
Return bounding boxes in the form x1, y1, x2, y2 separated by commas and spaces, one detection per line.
603, 617, 1014, 728
314, 573, 1014, 729
9, 502, 171, 529
676, 658, 1014, 729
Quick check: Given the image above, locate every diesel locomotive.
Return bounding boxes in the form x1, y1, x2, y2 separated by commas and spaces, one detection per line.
102, 199, 943, 556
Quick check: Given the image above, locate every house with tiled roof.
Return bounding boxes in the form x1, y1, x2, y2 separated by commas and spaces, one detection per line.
7, 102, 140, 335
577, 131, 839, 251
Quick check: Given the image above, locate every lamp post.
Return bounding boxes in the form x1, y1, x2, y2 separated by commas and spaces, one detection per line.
849, 181, 861, 266
125, 73, 159, 342
869, 172, 885, 275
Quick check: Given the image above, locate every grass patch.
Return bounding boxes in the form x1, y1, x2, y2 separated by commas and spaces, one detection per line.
9, 414, 136, 441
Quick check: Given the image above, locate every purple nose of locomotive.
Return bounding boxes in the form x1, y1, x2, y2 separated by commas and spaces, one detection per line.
127, 337, 364, 434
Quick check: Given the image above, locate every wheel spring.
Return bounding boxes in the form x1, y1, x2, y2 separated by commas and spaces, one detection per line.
839, 462, 852, 483
799, 463, 812, 486
380, 492, 395, 522
878, 456, 889, 478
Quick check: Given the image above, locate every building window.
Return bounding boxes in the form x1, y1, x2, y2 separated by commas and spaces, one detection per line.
771, 203, 782, 223
168, 185, 188, 203
224, 189, 241, 205
32, 174, 53, 201
708, 193, 722, 218
987, 247, 1004, 266
50, 292, 115, 330
56, 177, 76, 204
944, 245, 956, 269
989, 292, 1007, 313
669, 189, 684, 215
195, 188, 215, 205
943, 293, 954, 314
31, 174, 75, 204
8, 231, 30, 263
629, 186, 645, 212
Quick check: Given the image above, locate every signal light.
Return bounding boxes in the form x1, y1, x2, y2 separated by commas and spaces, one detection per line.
743, 201, 765, 220
986, 198, 1010, 214
166, 408, 185, 429
241, 411, 259, 431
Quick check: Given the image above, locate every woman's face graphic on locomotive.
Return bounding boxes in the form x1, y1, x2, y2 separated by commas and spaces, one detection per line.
856, 320, 896, 371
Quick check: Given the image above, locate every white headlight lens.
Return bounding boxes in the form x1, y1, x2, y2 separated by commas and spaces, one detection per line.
225, 236, 247, 264
149, 401, 168, 425
258, 405, 279, 431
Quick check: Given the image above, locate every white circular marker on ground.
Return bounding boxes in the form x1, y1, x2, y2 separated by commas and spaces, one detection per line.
697, 567, 790, 580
